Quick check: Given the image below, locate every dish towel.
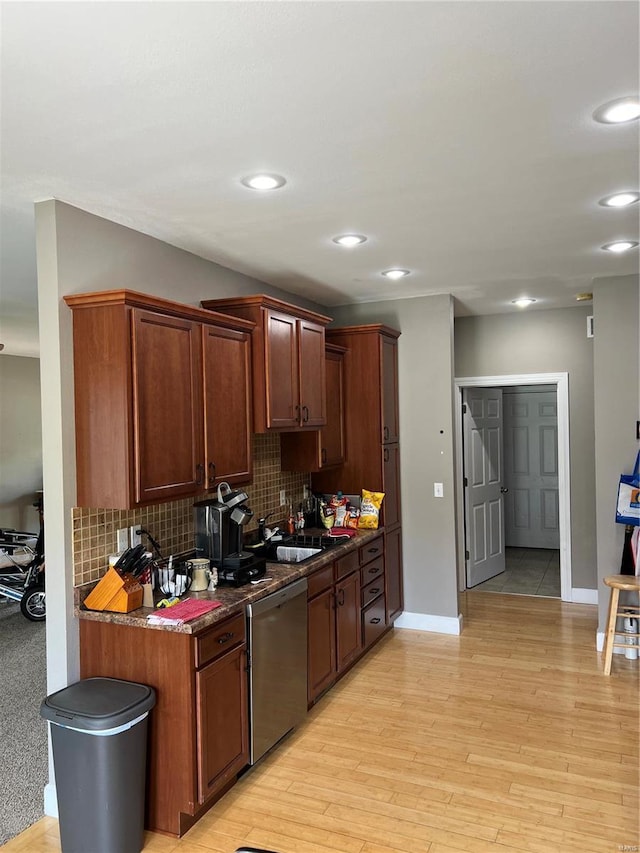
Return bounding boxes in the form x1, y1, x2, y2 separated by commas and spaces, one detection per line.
147, 598, 222, 626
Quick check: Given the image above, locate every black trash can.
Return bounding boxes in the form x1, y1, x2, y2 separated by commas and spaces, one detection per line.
40, 677, 156, 853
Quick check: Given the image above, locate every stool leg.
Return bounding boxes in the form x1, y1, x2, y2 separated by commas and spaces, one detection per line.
603, 587, 620, 676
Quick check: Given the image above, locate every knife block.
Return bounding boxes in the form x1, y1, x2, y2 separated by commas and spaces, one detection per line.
84, 567, 143, 613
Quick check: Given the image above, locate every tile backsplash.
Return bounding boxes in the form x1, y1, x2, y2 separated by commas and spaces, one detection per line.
72, 433, 309, 586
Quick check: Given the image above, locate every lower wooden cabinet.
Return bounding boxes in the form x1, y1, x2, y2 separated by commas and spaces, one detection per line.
307, 586, 337, 701
335, 570, 362, 671
80, 612, 248, 837
384, 526, 404, 622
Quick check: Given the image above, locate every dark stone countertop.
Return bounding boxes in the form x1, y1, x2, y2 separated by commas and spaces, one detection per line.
75, 528, 383, 635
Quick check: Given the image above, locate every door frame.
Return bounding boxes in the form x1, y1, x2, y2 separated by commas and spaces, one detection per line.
454, 372, 571, 602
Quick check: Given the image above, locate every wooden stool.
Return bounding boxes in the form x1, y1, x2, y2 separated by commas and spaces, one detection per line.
603, 574, 640, 675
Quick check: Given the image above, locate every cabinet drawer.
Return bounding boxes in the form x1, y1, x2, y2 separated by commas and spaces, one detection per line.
307, 564, 334, 599
360, 555, 384, 587
362, 595, 387, 649
361, 575, 384, 609
334, 549, 360, 581
195, 612, 246, 669
359, 535, 384, 566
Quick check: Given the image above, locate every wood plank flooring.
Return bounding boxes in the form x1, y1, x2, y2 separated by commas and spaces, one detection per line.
4, 592, 638, 853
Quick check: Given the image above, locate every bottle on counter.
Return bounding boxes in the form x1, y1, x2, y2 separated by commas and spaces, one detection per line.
287, 507, 295, 535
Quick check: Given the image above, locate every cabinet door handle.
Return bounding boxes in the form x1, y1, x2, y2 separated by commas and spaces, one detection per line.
337, 588, 345, 606
383, 426, 389, 441
302, 405, 309, 423
368, 566, 379, 574
321, 448, 327, 463
217, 631, 234, 644
383, 448, 390, 462
208, 461, 216, 488
196, 463, 204, 486
370, 617, 381, 624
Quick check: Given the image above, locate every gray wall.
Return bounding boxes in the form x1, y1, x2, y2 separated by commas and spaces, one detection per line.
593, 275, 639, 631
331, 294, 460, 624
454, 306, 596, 590
0, 355, 42, 530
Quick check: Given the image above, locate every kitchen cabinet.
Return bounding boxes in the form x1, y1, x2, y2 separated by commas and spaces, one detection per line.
312, 324, 403, 622
64, 290, 254, 508
80, 611, 248, 837
384, 526, 404, 623
201, 294, 331, 433
359, 534, 387, 651
280, 343, 346, 472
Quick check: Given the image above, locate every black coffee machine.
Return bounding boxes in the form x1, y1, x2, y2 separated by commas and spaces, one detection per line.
194, 483, 266, 586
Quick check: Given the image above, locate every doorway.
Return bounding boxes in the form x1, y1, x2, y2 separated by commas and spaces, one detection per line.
454, 373, 571, 602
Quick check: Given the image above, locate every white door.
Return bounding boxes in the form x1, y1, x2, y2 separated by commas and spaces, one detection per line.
463, 387, 506, 587
503, 387, 560, 549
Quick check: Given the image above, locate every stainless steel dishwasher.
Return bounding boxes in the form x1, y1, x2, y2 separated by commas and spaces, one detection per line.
246, 577, 308, 764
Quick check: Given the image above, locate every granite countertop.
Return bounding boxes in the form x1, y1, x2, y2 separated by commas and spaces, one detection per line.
75, 528, 382, 635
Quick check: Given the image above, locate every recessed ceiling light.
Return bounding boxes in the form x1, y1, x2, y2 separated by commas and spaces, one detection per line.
240, 174, 286, 190
598, 192, 640, 208
382, 269, 410, 280
511, 298, 537, 308
593, 97, 640, 124
332, 234, 368, 247
575, 293, 593, 302
601, 240, 639, 253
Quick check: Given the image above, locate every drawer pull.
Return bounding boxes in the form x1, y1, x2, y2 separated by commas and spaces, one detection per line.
368, 547, 380, 555
369, 587, 380, 595
217, 632, 234, 644
368, 566, 379, 573
370, 617, 381, 624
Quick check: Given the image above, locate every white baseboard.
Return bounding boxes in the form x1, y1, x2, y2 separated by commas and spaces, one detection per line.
44, 782, 58, 818
571, 588, 598, 605
394, 611, 463, 635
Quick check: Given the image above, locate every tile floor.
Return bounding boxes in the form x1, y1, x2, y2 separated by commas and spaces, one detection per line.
471, 546, 561, 597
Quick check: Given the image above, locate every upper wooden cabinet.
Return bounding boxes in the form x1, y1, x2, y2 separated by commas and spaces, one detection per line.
64, 290, 254, 508
201, 295, 331, 433
280, 343, 346, 472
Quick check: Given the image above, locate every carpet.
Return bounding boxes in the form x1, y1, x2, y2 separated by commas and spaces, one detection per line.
0, 600, 48, 845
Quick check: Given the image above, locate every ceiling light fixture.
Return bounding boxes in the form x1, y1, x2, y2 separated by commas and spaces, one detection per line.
601, 240, 639, 253
575, 293, 593, 302
593, 96, 640, 124
332, 234, 368, 247
240, 173, 286, 190
598, 191, 640, 208
511, 298, 537, 308
382, 269, 410, 280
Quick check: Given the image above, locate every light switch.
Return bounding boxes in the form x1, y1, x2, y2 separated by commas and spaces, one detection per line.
434, 482, 444, 498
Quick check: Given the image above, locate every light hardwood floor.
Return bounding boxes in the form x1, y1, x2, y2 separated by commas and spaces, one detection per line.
5, 592, 638, 853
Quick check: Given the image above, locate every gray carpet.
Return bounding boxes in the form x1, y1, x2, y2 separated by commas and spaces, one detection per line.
0, 599, 48, 845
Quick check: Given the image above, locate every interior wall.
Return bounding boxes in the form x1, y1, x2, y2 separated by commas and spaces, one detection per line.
0, 355, 42, 530
593, 275, 640, 632
331, 294, 460, 625
454, 305, 596, 590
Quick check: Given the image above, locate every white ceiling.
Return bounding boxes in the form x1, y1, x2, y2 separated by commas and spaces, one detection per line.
1, 1, 638, 357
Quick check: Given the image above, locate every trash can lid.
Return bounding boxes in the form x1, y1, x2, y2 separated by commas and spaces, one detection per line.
40, 677, 156, 731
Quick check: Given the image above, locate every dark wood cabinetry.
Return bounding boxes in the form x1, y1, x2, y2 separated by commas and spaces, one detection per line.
64, 290, 254, 508
384, 525, 404, 624
80, 611, 248, 837
281, 343, 346, 472
201, 294, 331, 433
312, 325, 403, 623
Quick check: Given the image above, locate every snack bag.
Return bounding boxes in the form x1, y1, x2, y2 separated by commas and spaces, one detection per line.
358, 489, 385, 529
319, 500, 335, 529
345, 506, 361, 529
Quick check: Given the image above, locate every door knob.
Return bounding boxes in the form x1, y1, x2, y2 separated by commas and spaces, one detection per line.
500, 486, 509, 493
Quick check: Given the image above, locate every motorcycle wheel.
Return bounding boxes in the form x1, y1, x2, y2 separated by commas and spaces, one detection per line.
20, 583, 46, 621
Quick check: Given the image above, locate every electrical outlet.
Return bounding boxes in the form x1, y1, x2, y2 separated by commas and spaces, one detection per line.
434, 482, 444, 498
279, 489, 286, 506
116, 528, 129, 553
130, 525, 142, 548
303, 484, 309, 500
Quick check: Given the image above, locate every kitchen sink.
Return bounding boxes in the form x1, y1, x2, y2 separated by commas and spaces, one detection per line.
261, 532, 347, 563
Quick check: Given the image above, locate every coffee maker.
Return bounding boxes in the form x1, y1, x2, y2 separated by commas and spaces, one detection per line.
194, 483, 266, 586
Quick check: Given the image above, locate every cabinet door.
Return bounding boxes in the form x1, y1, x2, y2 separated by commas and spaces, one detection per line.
382, 443, 401, 528
385, 526, 404, 622
381, 335, 399, 444
202, 324, 252, 487
298, 320, 326, 428
264, 310, 300, 429
335, 570, 362, 672
196, 644, 249, 804
132, 310, 204, 504
320, 347, 345, 466
307, 588, 337, 703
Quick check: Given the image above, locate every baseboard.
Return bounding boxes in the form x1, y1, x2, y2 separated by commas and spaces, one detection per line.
394, 611, 463, 635
44, 782, 58, 818
571, 588, 598, 605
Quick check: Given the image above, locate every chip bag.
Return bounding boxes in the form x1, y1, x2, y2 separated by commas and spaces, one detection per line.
358, 489, 385, 529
